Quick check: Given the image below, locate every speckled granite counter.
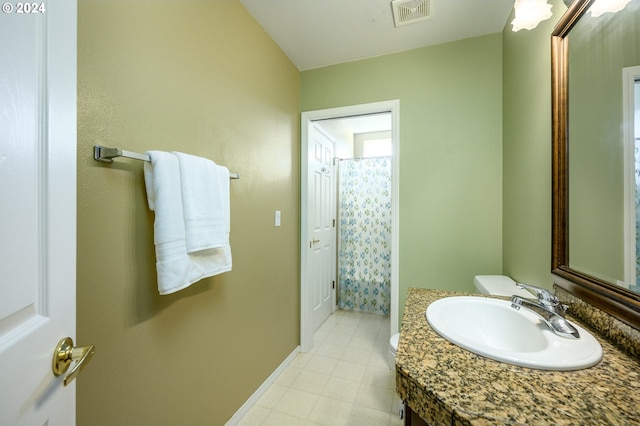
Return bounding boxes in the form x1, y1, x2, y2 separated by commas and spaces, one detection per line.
395, 288, 640, 425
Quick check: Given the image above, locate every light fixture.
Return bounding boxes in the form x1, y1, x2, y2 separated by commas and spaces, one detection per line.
589, 0, 632, 17
511, 0, 553, 31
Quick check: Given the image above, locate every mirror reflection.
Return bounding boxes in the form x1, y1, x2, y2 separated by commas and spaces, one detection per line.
567, 0, 640, 293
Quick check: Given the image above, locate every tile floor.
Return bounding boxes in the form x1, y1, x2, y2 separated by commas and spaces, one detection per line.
236, 309, 404, 426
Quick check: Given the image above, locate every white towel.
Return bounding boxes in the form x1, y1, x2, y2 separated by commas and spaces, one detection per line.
172, 152, 230, 253
144, 151, 232, 295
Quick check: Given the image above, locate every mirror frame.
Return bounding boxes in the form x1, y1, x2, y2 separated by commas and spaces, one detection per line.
552, 0, 640, 330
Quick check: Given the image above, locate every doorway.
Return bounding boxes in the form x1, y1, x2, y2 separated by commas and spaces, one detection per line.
300, 100, 400, 352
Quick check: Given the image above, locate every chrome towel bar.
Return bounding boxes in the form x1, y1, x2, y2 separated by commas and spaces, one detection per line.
94, 145, 240, 179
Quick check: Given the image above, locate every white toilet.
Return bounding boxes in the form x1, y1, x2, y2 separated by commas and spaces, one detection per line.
387, 332, 403, 418
473, 275, 532, 298
387, 332, 400, 370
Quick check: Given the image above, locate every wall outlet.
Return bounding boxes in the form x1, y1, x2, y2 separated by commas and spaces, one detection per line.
275, 210, 281, 227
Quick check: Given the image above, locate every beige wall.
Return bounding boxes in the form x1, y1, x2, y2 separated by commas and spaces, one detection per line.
76, 1, 300, 424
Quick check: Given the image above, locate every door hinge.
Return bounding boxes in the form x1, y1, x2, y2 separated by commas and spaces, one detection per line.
332, 280, 335, 289
333, 219, 336, 228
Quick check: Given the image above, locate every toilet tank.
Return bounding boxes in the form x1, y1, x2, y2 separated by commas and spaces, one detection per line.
473, 275, 532, 298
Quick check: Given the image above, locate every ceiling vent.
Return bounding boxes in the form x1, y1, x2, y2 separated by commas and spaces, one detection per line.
391, 0, 431, 27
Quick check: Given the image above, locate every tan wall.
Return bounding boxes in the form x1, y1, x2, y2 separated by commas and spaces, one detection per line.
76, 1, 300, 424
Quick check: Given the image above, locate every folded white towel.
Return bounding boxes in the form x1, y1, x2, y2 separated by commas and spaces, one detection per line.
172, 152, 230, 253
144, 151, 232, 295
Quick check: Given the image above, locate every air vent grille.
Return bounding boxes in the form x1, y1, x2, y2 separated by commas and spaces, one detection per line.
391, 0, 431, 27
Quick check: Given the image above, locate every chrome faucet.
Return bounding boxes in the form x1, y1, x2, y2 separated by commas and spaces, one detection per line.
510, 283, 580, 339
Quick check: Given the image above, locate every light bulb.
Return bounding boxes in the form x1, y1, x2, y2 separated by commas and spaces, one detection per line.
589, 0, 632, 17
512, 0, 554, 31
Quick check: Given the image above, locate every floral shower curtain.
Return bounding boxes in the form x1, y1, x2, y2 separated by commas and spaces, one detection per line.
338, 157, 392, 315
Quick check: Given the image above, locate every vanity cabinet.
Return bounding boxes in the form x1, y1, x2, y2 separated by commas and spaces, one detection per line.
404, 404, 427, 426
395, 288, 640, 425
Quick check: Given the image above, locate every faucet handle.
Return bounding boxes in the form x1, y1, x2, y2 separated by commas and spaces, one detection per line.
515, 283, 559, 304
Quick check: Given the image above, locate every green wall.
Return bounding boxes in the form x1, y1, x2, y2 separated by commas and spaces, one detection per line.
302, 34, 505, 322
502, 0, 566, 287
567, 1, 640, 282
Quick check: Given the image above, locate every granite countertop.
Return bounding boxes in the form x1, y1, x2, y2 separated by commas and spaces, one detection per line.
395, 288, 640, 425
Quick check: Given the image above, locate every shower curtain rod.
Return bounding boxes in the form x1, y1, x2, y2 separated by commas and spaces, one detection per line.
313, 111, 391, 122
94, 145, 240, 179
336, 155, 392, 162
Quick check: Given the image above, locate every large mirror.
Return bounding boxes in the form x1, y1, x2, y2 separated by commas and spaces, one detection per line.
552, 0, 640, 329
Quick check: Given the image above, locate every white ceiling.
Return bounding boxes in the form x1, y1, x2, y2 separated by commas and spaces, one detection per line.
240, 0, 516, 71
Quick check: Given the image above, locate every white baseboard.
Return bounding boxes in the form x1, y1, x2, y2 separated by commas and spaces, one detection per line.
225, 345, 301, 425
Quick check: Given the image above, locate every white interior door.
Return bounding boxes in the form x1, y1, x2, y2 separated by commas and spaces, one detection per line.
308, 125, 336, 335
623, 66, 640, 289
0, 1, 79, 424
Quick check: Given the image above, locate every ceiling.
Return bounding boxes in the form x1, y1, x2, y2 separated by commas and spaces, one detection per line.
240, 0, 516, 71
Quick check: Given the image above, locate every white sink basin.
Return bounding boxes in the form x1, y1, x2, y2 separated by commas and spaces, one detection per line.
425, 296, 603, 370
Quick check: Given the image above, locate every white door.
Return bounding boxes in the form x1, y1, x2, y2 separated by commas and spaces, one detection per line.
0, 1, 79, 425
623, 66, 640, 289
307, 125, 336, 335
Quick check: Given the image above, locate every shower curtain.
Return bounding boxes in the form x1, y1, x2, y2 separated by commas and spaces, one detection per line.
338, 157, 392, 315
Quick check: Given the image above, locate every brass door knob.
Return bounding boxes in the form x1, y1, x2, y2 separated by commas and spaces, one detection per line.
52, 337, 95, 386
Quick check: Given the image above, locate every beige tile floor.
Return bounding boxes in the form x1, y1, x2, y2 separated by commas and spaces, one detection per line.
237, 309, 404, 426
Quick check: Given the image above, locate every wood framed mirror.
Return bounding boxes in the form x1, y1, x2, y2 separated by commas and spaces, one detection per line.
551, 0, 640, 330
